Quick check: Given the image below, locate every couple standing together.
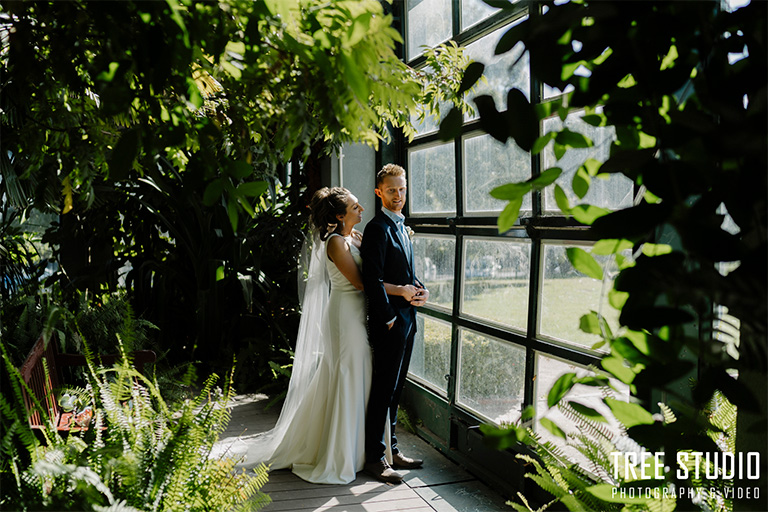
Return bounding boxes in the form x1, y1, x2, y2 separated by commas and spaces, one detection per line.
247, 164, 429, 485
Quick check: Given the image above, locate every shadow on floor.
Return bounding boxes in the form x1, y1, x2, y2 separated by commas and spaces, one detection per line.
213, 394, 513, 511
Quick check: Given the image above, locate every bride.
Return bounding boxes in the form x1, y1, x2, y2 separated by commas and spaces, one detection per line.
246, 186, 418, 484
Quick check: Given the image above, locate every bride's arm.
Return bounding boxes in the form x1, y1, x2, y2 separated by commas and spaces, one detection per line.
384, 283, 420, 302
327, 235, 364, 290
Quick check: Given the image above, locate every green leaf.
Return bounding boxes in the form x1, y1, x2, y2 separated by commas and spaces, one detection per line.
611, 337, 648, 365
109, 129, 140, 181
203, 179, 224, 206
556, 129, 593, 148
554, 142, 566, 160
497, 198, 523, 233
166, 0, 190, 47
660, 44, 678, 70
237, 196, 255, 217
548, 373, 576, 408
579, 311, 602, 335
479, 423, 530, 449
572, 166, 591, 199
600, 148, 655, 178
581, 114, 604, 127
591, 239, 634, 255
571, 204, 610, 225
581, 158, 601, 176
458, 62, 485, 95
623, 330, 650, 355
608, 289, 629, 310
491, 182, 531, 201
187, 78, 204, 109
554, 184, 571, 214
236, 181, 268, 197
574, 375, 611, 387
615, 254, 635, 270
591, 203, 672, 239
540, 417, 567, 439
96, 61, 120, 82
347, 12, 372, 47
604, 397, 655, 427
341, 53, 369, 101
314, 29, 332, 48
264, 0, 294, 20
641, 243, 673, 257
215, 265, 225, 282
532, 132, 556, 155
566, 247, 604, 280
569, 401, 606, 422
530, 167, 562, 190
601, 355, 635, 384
227, 198, 239, 232
521, 405, 535, 421
228, 161, 252, 179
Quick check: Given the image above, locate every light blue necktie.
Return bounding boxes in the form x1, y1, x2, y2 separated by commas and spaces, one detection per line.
396, 219, 412, 263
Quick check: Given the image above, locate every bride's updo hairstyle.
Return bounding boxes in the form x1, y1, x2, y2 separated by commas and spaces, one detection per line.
309, 187, 351, 241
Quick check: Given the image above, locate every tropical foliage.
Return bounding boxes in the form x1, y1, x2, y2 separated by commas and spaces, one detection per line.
0, 328, 269, 511
445, 0, 766, 510
1, 0, 471, 386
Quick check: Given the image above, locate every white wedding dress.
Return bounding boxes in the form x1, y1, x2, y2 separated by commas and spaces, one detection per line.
246, 233, 376, 484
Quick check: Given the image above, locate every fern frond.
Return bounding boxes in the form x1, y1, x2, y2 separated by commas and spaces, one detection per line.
658, 402, 677, 424
558, 401, 615, 444
92, 499, 145, 512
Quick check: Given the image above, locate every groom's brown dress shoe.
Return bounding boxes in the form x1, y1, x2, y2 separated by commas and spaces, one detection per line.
392, 452, 423, 469
364, 460, 403, 484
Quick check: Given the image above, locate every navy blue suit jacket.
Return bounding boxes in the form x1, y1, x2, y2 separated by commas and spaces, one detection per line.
361, 210, 418, 334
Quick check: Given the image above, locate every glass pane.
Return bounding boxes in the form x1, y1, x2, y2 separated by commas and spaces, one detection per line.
408, 142, 456, 214
534, 354, 630, 463
541, 110, 633, 212
407, 0, 453, 61
543, 82, 575, 100
409, 314, 452, 395
462, 238, 530, 332
461, 0, 502, 30
463, 132, 531, 214
458, 329, 526, 424
411, 97, 451, 137
539, 242, 624, 348
465, 18, 530, 122
413, 235, 455, 310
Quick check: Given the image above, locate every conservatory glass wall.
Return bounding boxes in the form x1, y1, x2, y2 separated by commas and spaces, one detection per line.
396, 0, 634, 494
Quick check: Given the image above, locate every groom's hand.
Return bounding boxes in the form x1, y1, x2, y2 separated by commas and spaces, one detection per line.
410, 287, 429, 307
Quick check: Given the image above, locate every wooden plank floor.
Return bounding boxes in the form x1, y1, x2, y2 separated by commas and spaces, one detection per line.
213, 394, 512, 512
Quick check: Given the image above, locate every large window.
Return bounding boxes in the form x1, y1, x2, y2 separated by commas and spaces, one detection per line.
461, 237, 530, 332
408, 142, 456, 215
463, 132, 531, 214
400, 1, 634, 474
540, 110, 633, 212
406, 0, 452, 62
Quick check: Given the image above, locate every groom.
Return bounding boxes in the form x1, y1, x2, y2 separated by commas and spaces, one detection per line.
361, 163, 429, 484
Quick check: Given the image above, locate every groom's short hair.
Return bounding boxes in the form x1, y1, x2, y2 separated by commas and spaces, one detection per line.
376, 164, 405, 187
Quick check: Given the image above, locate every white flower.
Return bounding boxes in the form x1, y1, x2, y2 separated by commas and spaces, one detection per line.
405, 226, 415, 241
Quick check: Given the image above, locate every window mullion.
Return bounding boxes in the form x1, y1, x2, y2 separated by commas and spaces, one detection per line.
448, 229, 464, 405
